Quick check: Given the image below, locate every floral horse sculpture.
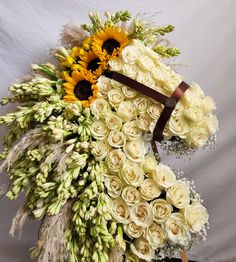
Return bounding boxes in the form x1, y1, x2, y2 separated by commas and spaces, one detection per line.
0, 11, 218, 262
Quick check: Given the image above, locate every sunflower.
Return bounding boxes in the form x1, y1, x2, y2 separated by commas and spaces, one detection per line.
79, 50, 107, 77
63, 70, 98, 108
92, 26, 129, 59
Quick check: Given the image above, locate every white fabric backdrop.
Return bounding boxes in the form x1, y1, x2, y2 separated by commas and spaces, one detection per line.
0, 0, 236, 261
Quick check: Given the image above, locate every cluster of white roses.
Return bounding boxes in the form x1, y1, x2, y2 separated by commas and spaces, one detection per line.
102, 154, 209, 261
94, 39, 218, 149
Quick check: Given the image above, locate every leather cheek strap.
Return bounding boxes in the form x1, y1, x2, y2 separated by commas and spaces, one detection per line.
104, 71, 189, 142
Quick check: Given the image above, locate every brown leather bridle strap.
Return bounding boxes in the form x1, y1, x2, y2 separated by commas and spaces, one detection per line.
104, 71, 189, 141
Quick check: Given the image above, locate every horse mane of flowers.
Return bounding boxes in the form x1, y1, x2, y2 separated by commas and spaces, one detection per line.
0, 10, 218, 262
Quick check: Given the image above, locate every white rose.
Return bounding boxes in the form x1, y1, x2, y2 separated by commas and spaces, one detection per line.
122, 85, 138, 99
165, 213, 191, 248
108, 130, 126, 148
183, 201, 209, 233
108, 57, 123, 71
186, 126, 209, 147
108, 88, 125, 107
163, 73, 183, 93
181, 88, 202, 107
91, 139, 111, 160
130, 202, 153, 228
201, 96, 216, 112
90, 98, 111, 117
105, 113, 123, 130
122, 121, 142, 141
117, 101, 136, 122
136, 71, 155, 88
90, 121, 109, 140
144, 223, 166, 249
133, 97, 150, 114
204, 114, 219, 134
106, 149, 126, 173
137, 54, 155, 71
124, 221, 144, 239
168, 116, 189, 139
97, 75, 110, 97
151, 66, 167, 83
105, 176, 123, 198
122, 63, 139, 78
189, 83, 204, 97
147, 104, 162, 119
122, 186, 141, 205
122, 45, 141, 64
141, 154, 158, 175
153, 163, 176, 188
151, 199, 173, 223
130, 237, 155, 261
120, 161, 144, 187
110, 78, 123, 88
112, 197, 130, 224
167, 180, 190, 209
184, 106, 204, 122
124, 139, 147, 162
136, 114, 152, 131
139, 178, 161, 201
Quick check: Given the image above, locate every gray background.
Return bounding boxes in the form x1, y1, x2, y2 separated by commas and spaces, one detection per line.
0, 0, 236, 261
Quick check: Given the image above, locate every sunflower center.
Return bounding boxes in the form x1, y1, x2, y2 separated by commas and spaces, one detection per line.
74, 80, 93, 100
102, 38, 120, 55
87, 58, 101, 72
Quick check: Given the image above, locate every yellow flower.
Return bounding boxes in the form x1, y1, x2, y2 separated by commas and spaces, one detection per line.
92, 26, 129, 59
79, 50, 107, 77
63, 70, 98, 108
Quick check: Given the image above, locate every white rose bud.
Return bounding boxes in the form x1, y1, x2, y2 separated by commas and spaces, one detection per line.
124, 221, 144, 239
153, 163, 176, 188
122, 45, 141, 64
137, 54, 155, 71
108, 88, 125, 107
122, 85, 138, 99
122, 63, 139, 78
147, 104, 162, 119
166, 180, 190, 209
108, 130, 126, 148
111, 197, 130, 224
97, 75, 110, 97
201, 96, 216, 112
168, 116, 189, 139
183, 201, 209, 233
165, 213, 191, 248
90, 121, 109, 140
118, 101, 136, 122
151, 199, 173, 223
186, 126, 209, 147
105, 113, 123, 130
108, 57, 123, 71
136, 71, 155, 88
106, 149, 126, 173
105, 176, 123, 198
136, 114, 153, 132
130, 202, 153, 228
122, 121, 142, 141
90, 98, 111, 117
204, 114, 219, 134
130, 237, 155, 261
184, 106, 204, 122
144, 223, 166, 249
122, 186, 141, 205
91, 139, 111, 160
141, 154, 158, 175
139, 178, 161, 201
133, 97, 150, 114
120, 161, 144, 187
124, 139, 147, 162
